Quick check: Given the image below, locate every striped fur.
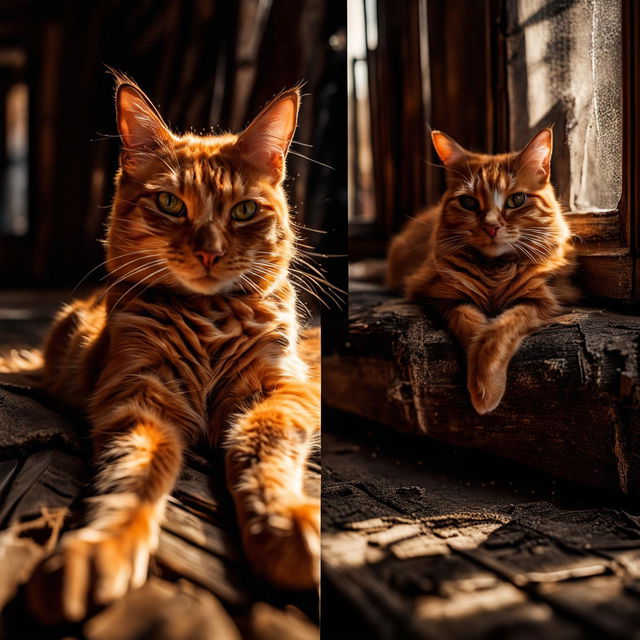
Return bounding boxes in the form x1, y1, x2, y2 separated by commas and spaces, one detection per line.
27, 75, 319, 621
387, 129, 578, 414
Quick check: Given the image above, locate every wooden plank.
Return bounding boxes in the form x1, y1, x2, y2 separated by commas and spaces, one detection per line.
155, 529, 248, 608
324, 287, 640, 493
578, 254, 635, 301
83, 577, 242, 640
0, 384, 82, 456
322, 427, 640, 639
164, 501, 243, 564
0, 449, 86, 527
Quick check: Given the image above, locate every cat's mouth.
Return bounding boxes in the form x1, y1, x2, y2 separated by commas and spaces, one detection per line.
478, 237, 516, 258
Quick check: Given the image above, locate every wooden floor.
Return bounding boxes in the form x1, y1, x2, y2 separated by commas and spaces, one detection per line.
322, 412, 640, 640
0, 291, 319, 639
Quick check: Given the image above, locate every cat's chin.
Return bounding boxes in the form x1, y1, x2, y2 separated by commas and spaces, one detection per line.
170, 273, 227, 295
477, 242, 515, 258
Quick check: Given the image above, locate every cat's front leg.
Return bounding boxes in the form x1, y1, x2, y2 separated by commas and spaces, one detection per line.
27, 405, 185, 623
467, 301, 555, 414
438, 301, 490, 349
225, 379, 320, 590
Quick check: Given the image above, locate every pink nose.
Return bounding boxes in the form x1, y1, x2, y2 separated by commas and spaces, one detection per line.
195, 250, 224, 269
482, 223, 501, 239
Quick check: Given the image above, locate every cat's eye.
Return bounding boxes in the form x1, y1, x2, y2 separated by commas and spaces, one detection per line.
505, 192, 526, 209
157, 192, 186, 217
231, 200, 258, 221
458, 195, 479, 211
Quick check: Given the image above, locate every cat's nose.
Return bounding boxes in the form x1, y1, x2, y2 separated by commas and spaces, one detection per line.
482, 223, 501, 239
195, 250, 224, 269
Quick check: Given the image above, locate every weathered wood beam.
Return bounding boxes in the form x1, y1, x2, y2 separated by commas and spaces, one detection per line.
324, 286, 640, 494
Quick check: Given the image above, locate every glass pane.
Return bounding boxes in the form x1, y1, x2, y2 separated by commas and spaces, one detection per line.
506, 0, 622, 213
347, 0, 376, 224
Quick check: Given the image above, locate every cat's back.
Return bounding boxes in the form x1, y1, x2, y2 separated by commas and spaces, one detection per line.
386, 205, 439, 292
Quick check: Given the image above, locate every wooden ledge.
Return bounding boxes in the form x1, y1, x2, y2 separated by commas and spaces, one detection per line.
324, 284, 640, 494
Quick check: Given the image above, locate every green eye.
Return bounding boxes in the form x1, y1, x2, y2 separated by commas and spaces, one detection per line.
505, 192, 526, 209
157, 192, 186, 217
458, 195, 479, 211
231, 200, 258, 221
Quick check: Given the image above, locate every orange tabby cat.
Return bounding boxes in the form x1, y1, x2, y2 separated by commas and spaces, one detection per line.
387, 129, 578, 414
20, 75, 319, 620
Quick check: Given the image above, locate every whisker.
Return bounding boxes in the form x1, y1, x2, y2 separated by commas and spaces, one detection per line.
288, 150, 335, 171
94, 259, 166, 306
99, 253, 164, 281
70, 249, 156, 296
108, 266, 169, 317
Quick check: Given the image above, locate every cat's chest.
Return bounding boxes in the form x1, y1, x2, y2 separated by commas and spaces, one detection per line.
175, 301, 283, 366
475, 264, 542, 311
159, 297, 291, 401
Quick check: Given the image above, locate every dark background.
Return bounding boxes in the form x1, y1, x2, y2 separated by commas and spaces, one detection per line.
0, 0, 346, 294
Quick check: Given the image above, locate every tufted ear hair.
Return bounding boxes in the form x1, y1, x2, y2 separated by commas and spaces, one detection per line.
431, 130, 469, 168
236, 88, 300, 183
514, 128, 553, 185
115, 78, 172, 151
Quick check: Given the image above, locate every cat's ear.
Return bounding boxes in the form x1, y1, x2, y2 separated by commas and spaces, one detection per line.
515, 128, 553, 184
236, 88, 300, 182
431, 131, 468, 168
116, 81, 172, 150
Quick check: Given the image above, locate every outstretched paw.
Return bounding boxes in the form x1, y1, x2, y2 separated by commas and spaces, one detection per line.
242, 498, 320, 590
26, 513, 156, 624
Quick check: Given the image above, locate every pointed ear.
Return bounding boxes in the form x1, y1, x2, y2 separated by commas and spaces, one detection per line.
116, 82, 172, 150
431, 130, 468, 168
236, 88, 300, 182
515, 128, 553, 184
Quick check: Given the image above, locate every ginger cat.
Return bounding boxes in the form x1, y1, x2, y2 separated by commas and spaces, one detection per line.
387, 129, 578, 414
18, 75, 320, 620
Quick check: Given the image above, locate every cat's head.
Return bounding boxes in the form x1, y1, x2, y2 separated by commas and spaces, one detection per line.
106, 74, 299, 296
431, 128, 569, 261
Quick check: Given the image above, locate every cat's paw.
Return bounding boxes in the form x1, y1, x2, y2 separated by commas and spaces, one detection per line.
242, 498, 320, 590
26, 516, 156, 624
467, 365, 507, 414
467, 333, 508, 414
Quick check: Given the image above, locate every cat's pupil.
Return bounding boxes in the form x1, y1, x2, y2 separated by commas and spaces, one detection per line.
232, 200, 257, 220
459, 195, 479, 211
157, 192, 185, 216
506, 192, 526, 208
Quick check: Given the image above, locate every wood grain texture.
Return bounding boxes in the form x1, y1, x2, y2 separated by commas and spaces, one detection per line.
322, 423, 640, 640
325, 285, 640, 493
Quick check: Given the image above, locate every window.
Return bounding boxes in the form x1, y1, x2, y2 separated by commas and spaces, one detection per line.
348, 0, 377, 225
348, 0, 430, 260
